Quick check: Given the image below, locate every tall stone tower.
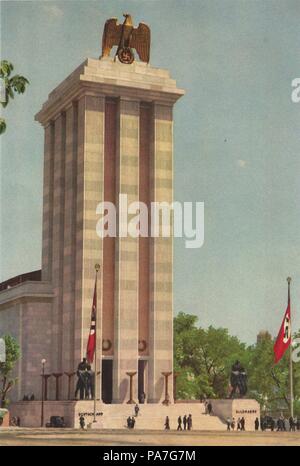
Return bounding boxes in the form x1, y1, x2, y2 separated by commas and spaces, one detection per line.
36, 53, 184, 403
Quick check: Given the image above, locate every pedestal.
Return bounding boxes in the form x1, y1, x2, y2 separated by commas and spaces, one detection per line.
208, 399, 260, 431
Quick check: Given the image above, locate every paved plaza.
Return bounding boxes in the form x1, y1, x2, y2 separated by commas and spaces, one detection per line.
1, 428, 300, 446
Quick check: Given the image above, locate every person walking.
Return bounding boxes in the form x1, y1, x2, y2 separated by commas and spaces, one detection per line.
164, 416, 170, 430
204, 401, 208, 414
276, 418, 281, 431
226, 417, 231, 431
207, 402, 212, 415
270, 418, 275, 431
240, 417, 245, 431
187, 414, 192, 431
231, 417, 235, 431
177, 415, 182, 431
134, 404, 140, 417
79, 414, 85, 430
254, 417, 259, 431
183, 414, 187, 430
237, 418, 241, 431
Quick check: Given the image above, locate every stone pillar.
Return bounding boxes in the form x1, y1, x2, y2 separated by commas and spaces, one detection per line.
148, 104, 174, 403
50, 114, 66, 398
102, 99, 117, 357
138, 104, 151, 359
113, 99, 139, 403
75, 95, 105, 401
41, 123, 54, 282
61, 103, 78, 398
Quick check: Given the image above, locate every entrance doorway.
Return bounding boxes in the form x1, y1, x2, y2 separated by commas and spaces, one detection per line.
102, 359, 113, 404
138, 360, 147, 403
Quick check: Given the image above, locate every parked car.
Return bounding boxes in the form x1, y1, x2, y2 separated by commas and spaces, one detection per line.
260, 415, 276, 431
46, 416, 66, 428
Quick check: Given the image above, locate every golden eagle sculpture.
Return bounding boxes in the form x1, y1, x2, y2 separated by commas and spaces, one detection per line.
101, 14, 150, 64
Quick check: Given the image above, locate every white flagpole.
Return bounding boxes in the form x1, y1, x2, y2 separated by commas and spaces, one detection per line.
93, 264, 100, 423
287, 277, 294, 419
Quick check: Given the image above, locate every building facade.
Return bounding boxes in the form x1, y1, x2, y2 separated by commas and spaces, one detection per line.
0, 57, 184, 405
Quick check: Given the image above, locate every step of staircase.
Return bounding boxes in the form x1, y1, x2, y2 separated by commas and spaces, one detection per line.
76, 402, 225, 430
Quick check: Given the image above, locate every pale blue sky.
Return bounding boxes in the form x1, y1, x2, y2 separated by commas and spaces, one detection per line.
1, 0, 300, 343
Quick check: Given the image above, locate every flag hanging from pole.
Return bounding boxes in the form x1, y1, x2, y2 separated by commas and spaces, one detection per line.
274, 293, 291, 364
86, 279, 97, 363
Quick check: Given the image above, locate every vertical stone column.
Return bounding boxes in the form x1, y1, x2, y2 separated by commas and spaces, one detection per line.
113, 99, 139, 403
61, 103, 78, 398
51, 114, 66, 390
102, 99, 117, 356
75, 95, 104, 400
138, 104, 151, 359
148, 103, 174, 403
41, 122, 54, 281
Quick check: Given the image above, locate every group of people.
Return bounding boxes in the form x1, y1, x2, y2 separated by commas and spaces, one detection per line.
174, 414, 193, 431
126, 404, 140, 429
258, 415, 300, 432
127, 416, 136, 429
75, 358, 95, 400
226, 416, 246, 431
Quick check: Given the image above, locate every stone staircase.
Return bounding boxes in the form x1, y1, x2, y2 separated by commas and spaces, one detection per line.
75, 402, 225, 430
10, 400, 225, 429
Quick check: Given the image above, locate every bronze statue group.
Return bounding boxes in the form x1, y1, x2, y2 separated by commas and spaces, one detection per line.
75, 358, 95, 400
229, 360, 247, 398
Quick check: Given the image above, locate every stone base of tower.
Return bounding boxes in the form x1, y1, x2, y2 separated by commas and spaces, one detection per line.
9, 400, 226, 430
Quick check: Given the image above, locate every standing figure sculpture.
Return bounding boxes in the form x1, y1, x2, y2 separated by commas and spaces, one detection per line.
229, 360, 247, 398
86, 364, 95, 399
75, 358, 88, 400
75, 358, 95, 400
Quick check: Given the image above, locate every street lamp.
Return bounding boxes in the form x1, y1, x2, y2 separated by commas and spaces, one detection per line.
41, 358, 46, 427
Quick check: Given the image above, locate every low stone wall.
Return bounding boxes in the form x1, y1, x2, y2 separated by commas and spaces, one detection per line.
10, 401, 76, 427
208, 399, 260, 431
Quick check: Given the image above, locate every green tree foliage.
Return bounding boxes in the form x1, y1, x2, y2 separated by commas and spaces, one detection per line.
0, 335, 21, 408
247, 330, 300, 415
174, 312, 300, 415
174, 312, 248, 399
0, 60, 29, 135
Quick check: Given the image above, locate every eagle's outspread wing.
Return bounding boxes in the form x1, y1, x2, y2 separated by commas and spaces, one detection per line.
131, 23, 151, 63
101, 18, 122, 58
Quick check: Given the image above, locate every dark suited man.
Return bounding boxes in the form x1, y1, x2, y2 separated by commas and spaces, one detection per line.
187, 414, 192, 431
177, 416, 182, 431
